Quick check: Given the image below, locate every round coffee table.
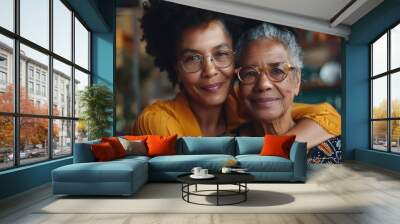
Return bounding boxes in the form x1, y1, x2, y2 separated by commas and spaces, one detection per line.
177, 173, 255, 206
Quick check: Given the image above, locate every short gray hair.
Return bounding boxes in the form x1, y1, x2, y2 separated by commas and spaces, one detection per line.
236, 23, 303, 69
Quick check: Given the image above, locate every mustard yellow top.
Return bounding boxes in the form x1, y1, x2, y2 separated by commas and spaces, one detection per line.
132, 90, 341, 137
291, 102, 341, 136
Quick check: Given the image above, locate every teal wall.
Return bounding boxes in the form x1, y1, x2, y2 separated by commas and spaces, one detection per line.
345, 0, 400, 171
0, 0, 115, 200
0, 158, 72, 199
355, 149, 400, 172
343, 44, 369, 159
91, 0, 116, 136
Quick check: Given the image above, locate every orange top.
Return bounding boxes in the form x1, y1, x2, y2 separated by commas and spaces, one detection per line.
132, 90, 341, 137
291, 102, 341, 136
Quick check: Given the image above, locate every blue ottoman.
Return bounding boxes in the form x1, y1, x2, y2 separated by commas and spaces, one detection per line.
52, 156, 148, 196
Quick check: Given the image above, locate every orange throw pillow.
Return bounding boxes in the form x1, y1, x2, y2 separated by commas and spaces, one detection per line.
260, 134, 296, 159
146, 135, 177, 157
124, 135, 148, 141
91, 142, 117, 161
101, 137, 127, 158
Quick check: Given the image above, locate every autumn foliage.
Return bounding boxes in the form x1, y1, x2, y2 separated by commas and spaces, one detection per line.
372, 99, 400, 141
0, 85, 59, 150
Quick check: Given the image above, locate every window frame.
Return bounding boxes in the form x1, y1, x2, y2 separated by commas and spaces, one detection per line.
0, 71, 7, 85
0, 53, 7, 88
0, 53, 7, 68
370, 20, 400, 154
0, 0, 92, 171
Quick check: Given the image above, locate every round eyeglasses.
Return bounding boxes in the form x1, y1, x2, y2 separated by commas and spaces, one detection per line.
179, 50, 235, 73
236, 63, 297, 84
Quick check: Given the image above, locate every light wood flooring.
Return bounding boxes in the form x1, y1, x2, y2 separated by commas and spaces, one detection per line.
1, 161, 400, 224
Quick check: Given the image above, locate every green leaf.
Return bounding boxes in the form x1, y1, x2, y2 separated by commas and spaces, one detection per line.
79, 84, 113, 140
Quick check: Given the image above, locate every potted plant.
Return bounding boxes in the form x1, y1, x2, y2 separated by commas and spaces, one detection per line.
79, 84, 113, 140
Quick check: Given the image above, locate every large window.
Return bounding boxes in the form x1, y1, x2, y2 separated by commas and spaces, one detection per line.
0, 0, 91, 171
0, 53, 7, 87
371, 22, 400, 153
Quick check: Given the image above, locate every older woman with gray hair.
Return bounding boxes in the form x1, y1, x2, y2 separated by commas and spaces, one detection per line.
235, 23, 342, 164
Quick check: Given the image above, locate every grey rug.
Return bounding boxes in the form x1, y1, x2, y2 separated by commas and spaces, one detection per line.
37, 183, 362, 214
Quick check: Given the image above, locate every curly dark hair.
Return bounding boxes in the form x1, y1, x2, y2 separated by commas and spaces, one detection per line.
141, 0, 243, 85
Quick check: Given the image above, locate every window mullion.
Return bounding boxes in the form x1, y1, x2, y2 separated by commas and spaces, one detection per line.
71, 10, 76, 155
48, 0, 53, 160
13, 0, 20, 167
370, 45, 373, 149
388, 29, 391, 152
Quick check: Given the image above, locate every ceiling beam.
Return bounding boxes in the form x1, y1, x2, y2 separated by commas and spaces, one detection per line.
330, 0, 368, 27
163, 0, 351, 37
66, 0, 110, 32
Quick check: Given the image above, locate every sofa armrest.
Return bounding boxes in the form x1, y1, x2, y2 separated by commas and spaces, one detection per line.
289, 141, 307, 181
73, 140, 100, 163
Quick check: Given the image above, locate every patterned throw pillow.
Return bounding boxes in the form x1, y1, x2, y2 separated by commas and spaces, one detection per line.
118, 137, 147, 156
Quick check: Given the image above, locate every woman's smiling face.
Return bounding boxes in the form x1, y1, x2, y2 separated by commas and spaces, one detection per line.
239, 39, 301, 122
176, 20, 234, 107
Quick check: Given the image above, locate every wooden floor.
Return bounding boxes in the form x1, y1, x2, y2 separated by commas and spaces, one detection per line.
1, 162, 400, 224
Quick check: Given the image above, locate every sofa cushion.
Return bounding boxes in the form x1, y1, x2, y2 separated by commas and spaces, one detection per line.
235, 137, 264, 155
236, 155, 293, 172
123, 135, 148, 141
118, 137, 147, 156
178, 137, 235, 155
148, 154, 235, 172
260, 135, 296, 159
147, 135, 177, 157
52, 158, 147, 183
101, 137, 127, 158
91, 142, 118, 161
115, 155, 150, 163
74, 140, 100, 163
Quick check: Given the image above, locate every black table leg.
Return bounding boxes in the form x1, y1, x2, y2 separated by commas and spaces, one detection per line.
181, 183, 183, 200
217, 184, 219, 206
179, 181, 252, 206
245, 183, 247, 201
189, 184, 191, 202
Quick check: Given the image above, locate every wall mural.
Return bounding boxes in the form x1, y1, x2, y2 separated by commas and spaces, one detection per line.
116, 0, 342, 164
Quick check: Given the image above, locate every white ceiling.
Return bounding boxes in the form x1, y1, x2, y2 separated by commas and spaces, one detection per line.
225, 0, 353, 23
164, 0, 384, 38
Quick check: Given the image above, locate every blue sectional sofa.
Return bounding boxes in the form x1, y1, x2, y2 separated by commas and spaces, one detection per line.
52, 137, 307, 196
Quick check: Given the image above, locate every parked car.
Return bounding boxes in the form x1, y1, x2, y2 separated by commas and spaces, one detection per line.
7, 150, 32, 160
21, 150, 32, 159
30, 150, 42, 158
7, 153, 13, 161
54, 149, 62, 156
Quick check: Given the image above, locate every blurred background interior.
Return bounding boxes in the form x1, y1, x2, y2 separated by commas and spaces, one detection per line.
115, 0, 342, 135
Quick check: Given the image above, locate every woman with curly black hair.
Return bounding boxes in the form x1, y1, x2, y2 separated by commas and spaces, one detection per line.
133, 0, 244, 136
132, 0, 341, 139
